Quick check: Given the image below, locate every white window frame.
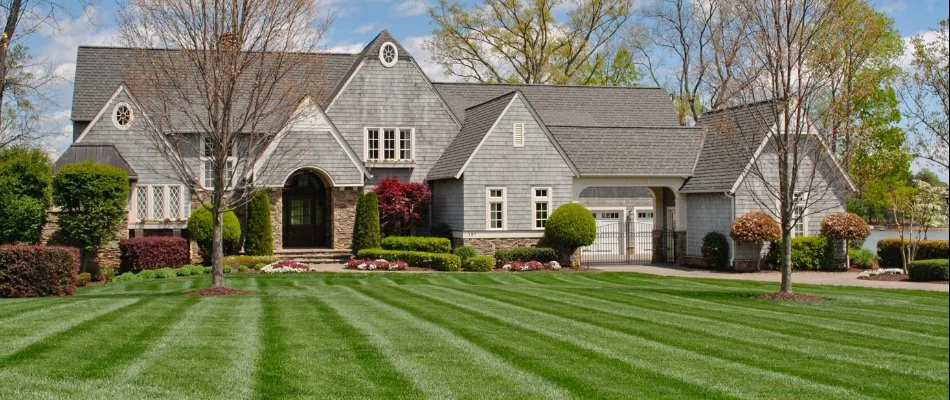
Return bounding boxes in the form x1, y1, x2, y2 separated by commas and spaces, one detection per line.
531, 187, 551, 230
130, 184, 189, 223
792, 191, 809, 237
512, 123, 525, 147
379, 41, 398, 68
486, 187, 507, 230
112, 102, 134, 130
363, 127, 414, 162
199, 136, 236, 189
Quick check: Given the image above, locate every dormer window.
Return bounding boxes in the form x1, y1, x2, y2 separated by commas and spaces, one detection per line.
112, 102, 133, 129
379, 42, 398, 67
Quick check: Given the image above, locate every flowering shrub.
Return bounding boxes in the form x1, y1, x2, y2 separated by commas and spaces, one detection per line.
500, 260, 561, 271
344, 258, 408, 271
260, 260, 315, 273
730, 211, 781, 243
820, 212, 870, 241
857, 268, 904, 279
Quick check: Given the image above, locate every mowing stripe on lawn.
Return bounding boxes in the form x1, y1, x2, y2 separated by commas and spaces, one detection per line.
491, 283, 948, 386
252, 293, 423, 399
412, 284, 874, 400
362, 284, 732, 399
314, 285, 573, 400
0, 298, 139, 359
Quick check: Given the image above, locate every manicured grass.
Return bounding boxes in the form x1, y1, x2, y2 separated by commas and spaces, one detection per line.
0, 272, 946, 399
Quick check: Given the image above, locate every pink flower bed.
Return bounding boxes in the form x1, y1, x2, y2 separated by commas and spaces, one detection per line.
344, 259, 408, 271
500, 260, 562, 271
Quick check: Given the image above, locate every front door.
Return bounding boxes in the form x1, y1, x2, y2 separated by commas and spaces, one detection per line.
283, 172, 328, 247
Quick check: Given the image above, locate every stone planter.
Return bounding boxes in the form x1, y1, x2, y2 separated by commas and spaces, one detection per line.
733, 241, 764, 272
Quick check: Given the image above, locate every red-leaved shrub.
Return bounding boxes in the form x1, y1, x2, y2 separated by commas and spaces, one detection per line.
119, 237, 189, 273
730, 211, 781, 243
374, 176, 431, 236
0, 245, 80, 297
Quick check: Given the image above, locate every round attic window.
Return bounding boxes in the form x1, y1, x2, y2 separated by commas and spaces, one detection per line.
112, 102, 133, 129
379, 42, 398, 67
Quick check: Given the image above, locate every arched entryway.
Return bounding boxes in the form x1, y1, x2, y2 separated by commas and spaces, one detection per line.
283, 170, 330, 247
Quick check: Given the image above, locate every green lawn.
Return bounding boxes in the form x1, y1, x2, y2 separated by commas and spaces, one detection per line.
0, 272, 946, 399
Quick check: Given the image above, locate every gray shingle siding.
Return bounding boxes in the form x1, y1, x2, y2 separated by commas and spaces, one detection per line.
256, 130, 364, 186
428, 91, 515, 180
460, 96, 574, 231
431, 178, 464, 231
685, 193, 734, 257
326, 59, 459, 183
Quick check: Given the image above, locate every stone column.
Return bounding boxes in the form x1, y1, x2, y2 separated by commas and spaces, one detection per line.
651, 229, 664, 263
331, 188, 360, 250
267, 188, 283, 251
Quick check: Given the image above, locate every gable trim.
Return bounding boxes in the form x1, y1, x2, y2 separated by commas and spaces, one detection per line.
73, 85, 130, 143
325, 59, 366, 111
409, 58, 462, 128
516, 93, 580, 177
729, 122, 775, 194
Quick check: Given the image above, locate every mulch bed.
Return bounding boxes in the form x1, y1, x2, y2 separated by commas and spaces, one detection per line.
184, 287, 255, 296
755, 292, 827, 302
859, 274, 909, 282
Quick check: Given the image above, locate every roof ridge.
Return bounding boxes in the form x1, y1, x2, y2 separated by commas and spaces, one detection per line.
462, 90, 518, 111
432, 81, 665, 90
700, 99, 779, 116
77, 45, 362, 57
547, 124, 703, 130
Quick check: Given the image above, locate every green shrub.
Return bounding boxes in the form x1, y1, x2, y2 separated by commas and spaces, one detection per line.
223, 266, 233, 274
848, 248, 879, 269
430, 222, 453, 241
138, 270, 157, 279
238, 265, 248, 273
223, 255, 276, 268
766, 236, 836, 271
175, 267, 192, 276
701, 232, 730, 269
187, 205, 242, 262
463, 256, 494, 272
544, 203, 596, 265
113, 272, 137, 282
0, 146, 53, 205
907, 259, 949, 282
203, 266, 213, 274
52, 162, 129, 278
352, 192, 382, 253
381, 236, 452, 254
356, 248, 461, 271
153, 268, 177, 279
253, 263, 267, 270
494, 247, 557, 266
0, 195, 46, 245
452, 245, 477, 261
77, 272, 91, 287
876, 239, 949, 268
244, 190, 273, 256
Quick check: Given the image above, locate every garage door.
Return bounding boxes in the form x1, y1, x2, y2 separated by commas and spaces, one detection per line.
632, 210, 654, 254
583, 211, 623, 255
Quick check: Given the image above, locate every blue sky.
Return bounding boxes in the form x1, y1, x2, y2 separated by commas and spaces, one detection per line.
20, 0, 950, 177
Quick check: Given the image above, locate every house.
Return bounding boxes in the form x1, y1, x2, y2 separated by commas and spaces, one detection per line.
55, 30, 853, 268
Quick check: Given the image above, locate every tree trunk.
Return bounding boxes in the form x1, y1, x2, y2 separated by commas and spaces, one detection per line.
844, 239, 850, 270
0, 0, 24, 111
211, 208, 225, 288
780, 233, 793, 293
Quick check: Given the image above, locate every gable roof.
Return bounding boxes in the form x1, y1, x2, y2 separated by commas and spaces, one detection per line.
680, 100, 779, 193
71, 46, 360, 123
428, 92, 518, 180
551, 126, 704, 177
433, 83, 682, 128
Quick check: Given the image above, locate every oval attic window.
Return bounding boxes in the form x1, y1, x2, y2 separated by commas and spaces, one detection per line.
113, 103, 133, 129
379, 42, 398, 67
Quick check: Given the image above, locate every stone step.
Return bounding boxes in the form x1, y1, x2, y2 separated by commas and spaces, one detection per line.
272, 248, 351, 265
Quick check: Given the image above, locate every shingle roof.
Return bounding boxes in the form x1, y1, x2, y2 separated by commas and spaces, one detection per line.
54, 142, 137, 180
71, 47, 360, 124
680, 100, 779, 193
550, 126, 704, 176
432, 83, 682, 128
427, 91, 518, 180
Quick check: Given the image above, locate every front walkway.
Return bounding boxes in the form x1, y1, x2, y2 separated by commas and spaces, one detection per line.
588, 264, 950, 292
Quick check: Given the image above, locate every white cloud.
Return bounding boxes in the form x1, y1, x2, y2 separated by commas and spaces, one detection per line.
394, 0, 428, 17
36, 5, 120, 83
326, 42, 365, 54
877, 0, 907, 14
402, 35, 457, 81
353, 23, 377, 34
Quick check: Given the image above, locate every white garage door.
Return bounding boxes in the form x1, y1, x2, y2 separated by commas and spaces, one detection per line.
584, 211, 623, 255
632, 209, 654, 254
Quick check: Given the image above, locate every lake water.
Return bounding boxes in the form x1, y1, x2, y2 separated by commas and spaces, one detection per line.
862, 228, 949, 250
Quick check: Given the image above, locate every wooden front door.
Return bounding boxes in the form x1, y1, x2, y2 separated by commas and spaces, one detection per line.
283, 172, 328, 247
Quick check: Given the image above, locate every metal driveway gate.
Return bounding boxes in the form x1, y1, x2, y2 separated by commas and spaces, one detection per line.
581, 218, 675, 265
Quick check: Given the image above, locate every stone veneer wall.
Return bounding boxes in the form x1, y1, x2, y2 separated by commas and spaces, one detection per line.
266, 188, 284, 251
458, 237, 543, 256
331, 188, 359, 250
40, 210, 129, 272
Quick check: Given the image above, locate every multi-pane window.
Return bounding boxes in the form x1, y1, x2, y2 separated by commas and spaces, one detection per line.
792, 191, 808, 237
168, 186, 181, 219
200, 136, 235, 189
151, 186, 164, 220
136, 186, 148, 220
133, 185, 189, 222
532, 187, 551, 229
365, 127, 413, 161
290, 199, 309, 226
486, 187, 506, 230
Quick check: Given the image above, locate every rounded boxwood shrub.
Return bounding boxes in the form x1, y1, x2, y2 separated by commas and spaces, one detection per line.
544, 203, 596, 266
187, 205, 241, 263
244, 190, 273, 256
907, 259, 949, 282
452, 245, 477, 261
352, 192, 381, 253
701, 231, 730, 269
463, 255, 494, 272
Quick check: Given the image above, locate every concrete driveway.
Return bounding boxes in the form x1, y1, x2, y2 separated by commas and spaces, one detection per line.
588, 264, 949, 292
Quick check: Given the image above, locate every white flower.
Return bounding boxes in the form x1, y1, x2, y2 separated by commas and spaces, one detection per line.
502, 264, 512, 270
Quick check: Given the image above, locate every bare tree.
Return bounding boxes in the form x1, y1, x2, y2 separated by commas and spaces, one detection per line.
899, 19, 949, 170
117, 0, 330, 288
717, 0, 854, 294
425, 0, 634, 84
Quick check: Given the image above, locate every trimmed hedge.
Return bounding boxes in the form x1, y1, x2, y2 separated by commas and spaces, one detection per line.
463, 255, 494, 272
876, 239, 949, 268
452, 245, 477, 261
0, 245, 80, 297
118, 237, 190, 273
244, 190, 273, 256
356, 248, 461, 271
0, 195, 46, 245
766, 236, 836, 271
52, 162, 129, 254
701, 232, 730, 269
352, 192, 382, 253
381, 236, 452, 254
907, 259, 949, 282
495, 247, 557, 266
223, 255, 277, 268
